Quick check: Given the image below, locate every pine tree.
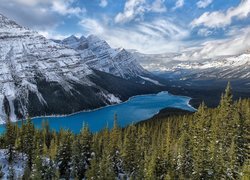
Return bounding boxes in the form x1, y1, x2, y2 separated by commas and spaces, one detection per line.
42, 120, 52, 150
163, 122, 172, 177
98, 151, 116, 180
215, 82, 235, 177
228, 101, 250, 179
56, 130, 72, 179
219, 82, 234, 139
154, 152, 167, 179
5, 118, 17, 163
22, 117, 35, 169
49, 137, 57, 159
43, 158, 57, 180
122, 124, 139, 179
192, 102, 213, 179
31, 155, 43, 180
72, 123, 92, 179
109, 114, 122, 176
17, 122, 26, 160
86, 157, 100, 179
35, 131, 44, 156
179, 131, 193, 179
137, 124, 149, 179
144, 151, 156, 180
97, 127, 116, 179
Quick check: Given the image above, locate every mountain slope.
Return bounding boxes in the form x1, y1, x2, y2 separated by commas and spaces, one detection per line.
57, 35, 149, 79
0, 14, 164, 123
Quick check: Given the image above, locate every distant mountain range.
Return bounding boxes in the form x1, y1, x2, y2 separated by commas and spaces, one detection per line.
0, 13, 163, 123
134, 50, 250, 80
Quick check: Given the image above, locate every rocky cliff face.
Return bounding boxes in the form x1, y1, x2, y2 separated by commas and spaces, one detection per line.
57, 35, 149, 79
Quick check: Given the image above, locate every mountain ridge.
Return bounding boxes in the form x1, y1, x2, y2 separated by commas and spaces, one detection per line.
53, 34, 150, 80
134, 50, 250, 80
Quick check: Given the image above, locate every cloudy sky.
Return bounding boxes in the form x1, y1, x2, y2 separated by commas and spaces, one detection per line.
1, 0, 250, 55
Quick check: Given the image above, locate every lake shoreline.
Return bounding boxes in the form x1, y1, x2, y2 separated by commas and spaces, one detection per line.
3, 91, 196, 125
0, 91, 196, 133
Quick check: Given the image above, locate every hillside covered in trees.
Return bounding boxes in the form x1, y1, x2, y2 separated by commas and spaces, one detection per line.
0, 84, 249, 179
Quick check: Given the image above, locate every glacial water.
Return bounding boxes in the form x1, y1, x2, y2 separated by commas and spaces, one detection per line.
0, 92, 195, 133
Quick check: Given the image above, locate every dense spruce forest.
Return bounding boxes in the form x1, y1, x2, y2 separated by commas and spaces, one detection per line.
0, 84, 249, 179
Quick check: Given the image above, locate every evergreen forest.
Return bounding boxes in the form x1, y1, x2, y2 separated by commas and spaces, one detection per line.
0, 84, 249, 180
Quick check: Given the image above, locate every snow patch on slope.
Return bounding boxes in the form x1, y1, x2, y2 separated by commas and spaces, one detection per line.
139, 76, 164, 86
99, 92, 121, 104
0, 149, 26, 179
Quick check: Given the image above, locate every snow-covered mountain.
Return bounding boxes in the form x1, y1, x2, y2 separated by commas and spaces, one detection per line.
169, 53, 250, 80
0, 14, 163, 123
56, 35, 149, 79
134, 51, 250, 80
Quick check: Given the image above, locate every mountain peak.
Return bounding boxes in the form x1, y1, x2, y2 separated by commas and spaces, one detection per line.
61, 35, 80, 48
79, 35, 87, 41
0, 13, 8, 21
87, 34, 111, 51
63, 35, 79, 42
0, 13, 22, 29
60, 35, 89, 50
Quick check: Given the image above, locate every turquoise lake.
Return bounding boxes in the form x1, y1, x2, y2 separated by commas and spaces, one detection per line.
0, 92, 196, 133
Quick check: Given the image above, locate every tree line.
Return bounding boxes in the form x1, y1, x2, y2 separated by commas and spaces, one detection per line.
0, 83, 249, 179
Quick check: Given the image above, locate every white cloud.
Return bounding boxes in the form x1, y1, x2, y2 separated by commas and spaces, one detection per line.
5, 0, 86, 17
178, 26, 250, 60
13, 0, 50, 6
172, 0, 184, 10
79, 18, 105, 34
51, 0, 86, 16
115, 0, 147, 23
151, 0, 167, 13
197, 28, 212, 36
0, 0, 87, 37
0, 0, 59, 29
115, 0, 166, 24
38, 30, 70, 40
99, 0, 108, 7
191, 0, 250, 28
196, 0, 213, 8
79, 17, 189, 53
